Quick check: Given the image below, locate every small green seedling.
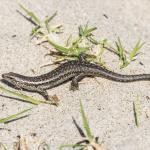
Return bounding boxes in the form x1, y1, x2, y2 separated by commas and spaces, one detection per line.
129, 40, 144, 61
19, 3, 62, 40
105, 37, 144, 68
0, 108, 32, 124
59, 100, 105, 150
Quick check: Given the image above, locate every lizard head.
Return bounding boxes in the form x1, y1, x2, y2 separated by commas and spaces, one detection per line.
1, 72, 19, 88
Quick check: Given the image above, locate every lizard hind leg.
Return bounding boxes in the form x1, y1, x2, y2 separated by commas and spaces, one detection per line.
37, 88, 59, 105
70, 73, 86, 91
37, 88, 49, 100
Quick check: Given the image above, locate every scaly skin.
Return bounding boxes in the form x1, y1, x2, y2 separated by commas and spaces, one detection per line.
1, 54, 150, 100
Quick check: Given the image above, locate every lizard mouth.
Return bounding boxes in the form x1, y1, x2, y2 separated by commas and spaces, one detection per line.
2, 73, 8, 78
2, 73, 15, 80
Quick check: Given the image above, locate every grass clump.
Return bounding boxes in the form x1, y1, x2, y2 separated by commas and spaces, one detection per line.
112, 38, 144, 68
19, 4, 144, 69
59, 100, 105, 150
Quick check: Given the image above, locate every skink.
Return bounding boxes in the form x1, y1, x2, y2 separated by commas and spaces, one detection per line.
2, 54, 150, 100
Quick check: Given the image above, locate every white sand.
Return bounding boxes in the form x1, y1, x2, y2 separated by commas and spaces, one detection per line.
0, 0, 150, 149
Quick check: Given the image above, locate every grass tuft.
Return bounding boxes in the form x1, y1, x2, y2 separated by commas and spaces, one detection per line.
19, 4, 145, 69
59, 100, 105, 150
129, 40, 144, 61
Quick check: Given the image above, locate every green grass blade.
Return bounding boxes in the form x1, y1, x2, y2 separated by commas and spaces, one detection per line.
0, 108, 32, 124
87, 36, 99, 45
115, 37, 129, 68
79, 25, 84, 37
45, 11, 57, 24
85, 27, 97, 36
79, 23, 97, 38
19, 3, 41, 25
133, 96, 141, 127
130, 40, 144, 61
0, 142, 7, 150
31, 26, 41, 36
79, 100, 93, 141
74, 47, 89, 55
65, 34, 72, 47
59, 144, 74, 150
0, 85, 45, 105
84, 23, 88, 31
59, 144, 83, 150
116, 37, 125, 59
46, 37, 69, 54
45, 11, 57, 33
47, 37, 88, 56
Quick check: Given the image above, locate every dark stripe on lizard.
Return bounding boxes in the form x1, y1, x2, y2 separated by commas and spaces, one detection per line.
1, 54, 150, 100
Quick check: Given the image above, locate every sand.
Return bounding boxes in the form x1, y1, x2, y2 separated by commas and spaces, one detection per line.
0, 0, 150, 149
